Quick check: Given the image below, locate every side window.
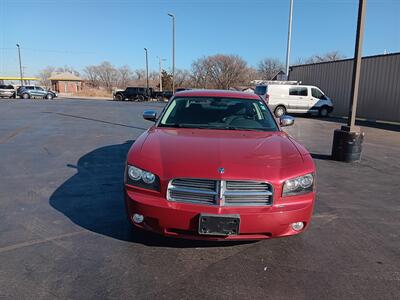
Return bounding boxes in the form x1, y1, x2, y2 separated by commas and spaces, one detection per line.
298, 87, 308, 96
312, 88, 324, 99
289, 87, 298, 96
0, 85, 5, 89
36, 87, 44, 91
289, 87, 307, 96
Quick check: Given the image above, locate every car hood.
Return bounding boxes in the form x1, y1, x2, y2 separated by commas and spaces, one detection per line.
128, 128, 310, 183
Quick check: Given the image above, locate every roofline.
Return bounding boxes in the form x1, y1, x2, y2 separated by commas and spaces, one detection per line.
48, 78, 83, 81
290, 52, 400, 69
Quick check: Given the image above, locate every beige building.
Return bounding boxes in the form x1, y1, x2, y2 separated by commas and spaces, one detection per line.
49, 72, 83, 94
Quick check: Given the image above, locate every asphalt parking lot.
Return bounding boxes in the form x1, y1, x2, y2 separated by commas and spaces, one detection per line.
0, 98, 399, 299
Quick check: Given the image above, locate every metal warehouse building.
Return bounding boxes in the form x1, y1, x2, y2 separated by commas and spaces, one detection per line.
289, 53, 400, 123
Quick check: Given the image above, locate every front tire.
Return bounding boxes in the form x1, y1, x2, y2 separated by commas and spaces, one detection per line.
45, 94, 53, 100
22, 93, 30, 99
319, 106, 330, 117
115, 94, 124, 101
274, 105, 286, 118
137, 95, 144, 102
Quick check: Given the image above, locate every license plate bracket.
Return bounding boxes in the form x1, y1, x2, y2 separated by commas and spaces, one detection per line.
198, 214, 240, 236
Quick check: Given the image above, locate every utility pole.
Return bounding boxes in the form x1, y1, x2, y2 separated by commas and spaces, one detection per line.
157, 56, 166, 92
285, 0, 294, 79
16, 44, 23, 86
144, 48, 149, 97
331, 0, 366, 162
168, 13, 175, 93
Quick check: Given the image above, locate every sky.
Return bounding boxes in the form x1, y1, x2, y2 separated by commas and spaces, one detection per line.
0, 0, 399, 76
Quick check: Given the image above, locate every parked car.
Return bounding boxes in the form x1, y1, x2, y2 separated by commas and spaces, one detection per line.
113, 87, 150, 101
255, 83, 334, 117
18, 86, 57, 100
0, 84, 16, 98
113, 87, 173, 101
125, 89, 316, 241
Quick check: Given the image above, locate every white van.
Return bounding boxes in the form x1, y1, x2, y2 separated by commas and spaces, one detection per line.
254, 84, 334, 117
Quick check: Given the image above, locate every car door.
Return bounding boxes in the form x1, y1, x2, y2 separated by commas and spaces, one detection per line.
35, 87, 46, 97
288, 86, 309, 111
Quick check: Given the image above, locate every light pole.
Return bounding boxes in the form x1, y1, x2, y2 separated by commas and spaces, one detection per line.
331, 0, 366, 162
16, 44, 23, 86
144, 48, 149, 97
167, 13, 175, 93
285, 0, 294, 79
157, 56, 166, 92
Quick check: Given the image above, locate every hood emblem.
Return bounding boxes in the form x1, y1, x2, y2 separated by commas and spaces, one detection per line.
218, 167, 225, 174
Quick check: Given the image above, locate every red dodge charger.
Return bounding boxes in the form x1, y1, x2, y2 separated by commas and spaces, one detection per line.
125, 89, 315, 240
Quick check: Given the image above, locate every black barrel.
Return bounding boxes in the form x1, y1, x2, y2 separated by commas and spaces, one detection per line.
331, 129, 365, 162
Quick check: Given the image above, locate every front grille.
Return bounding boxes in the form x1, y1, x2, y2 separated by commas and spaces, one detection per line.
167, 179, 273, 206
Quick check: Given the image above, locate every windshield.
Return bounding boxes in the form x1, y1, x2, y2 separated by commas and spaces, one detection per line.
159, 97, 278, 132
255, 86, 267, 95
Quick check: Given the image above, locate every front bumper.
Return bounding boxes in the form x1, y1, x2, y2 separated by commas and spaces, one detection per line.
125, 188, 315, 241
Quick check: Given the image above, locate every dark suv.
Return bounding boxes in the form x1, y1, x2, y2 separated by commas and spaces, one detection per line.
113, 87, 150, 101
18, 86, 57, 100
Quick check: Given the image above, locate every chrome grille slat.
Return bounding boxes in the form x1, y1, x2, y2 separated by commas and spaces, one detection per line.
168, 179, 273, 206
169, 186, 217, 195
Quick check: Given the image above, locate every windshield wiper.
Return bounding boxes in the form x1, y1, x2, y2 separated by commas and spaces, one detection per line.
160, 123, 210, 129
216, 126, 266, 131
160, 124, 268, 131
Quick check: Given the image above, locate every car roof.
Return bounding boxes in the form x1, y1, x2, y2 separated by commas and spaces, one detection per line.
174, 89, 260, 100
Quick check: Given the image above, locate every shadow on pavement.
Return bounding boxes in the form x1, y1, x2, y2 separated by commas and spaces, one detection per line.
49, 141, 253, 248
310, 153, 332, 161
290, 113, 400, 132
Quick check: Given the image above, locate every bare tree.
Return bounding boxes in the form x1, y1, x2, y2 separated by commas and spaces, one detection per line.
134, 69, 146, 81
302, 51, 345, 64
83, 65, 100, 87
55, 65, 80, 76
246, 67, 259, 83
257, 58, 284, 80
95, 61, 118, 91
37, 66, 55, 88
174, 69, 192, 88
117, 65, 133, 88
191, 59, 209, 88
191, 54, 250, 89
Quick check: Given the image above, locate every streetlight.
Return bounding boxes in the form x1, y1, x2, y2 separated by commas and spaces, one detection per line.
16, 44, 23, 86
144, 48, 149, 97
167, 13, 175, 93
157, 56, 166, 92
285, 0, 294, 79
331, 0, 366, 162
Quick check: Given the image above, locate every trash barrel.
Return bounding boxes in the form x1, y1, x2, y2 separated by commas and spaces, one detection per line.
331, 129, 365, 162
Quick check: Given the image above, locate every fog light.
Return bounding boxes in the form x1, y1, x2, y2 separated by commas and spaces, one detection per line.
132, 213, 144, 224
291, 222, 304, 231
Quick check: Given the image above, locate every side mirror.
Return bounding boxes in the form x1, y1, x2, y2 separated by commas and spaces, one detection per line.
143, 110, 157, 122
280, 115, 295, 127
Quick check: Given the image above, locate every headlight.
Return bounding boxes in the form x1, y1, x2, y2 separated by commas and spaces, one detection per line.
282, 173, 314, 196
126, 165, 160, 191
